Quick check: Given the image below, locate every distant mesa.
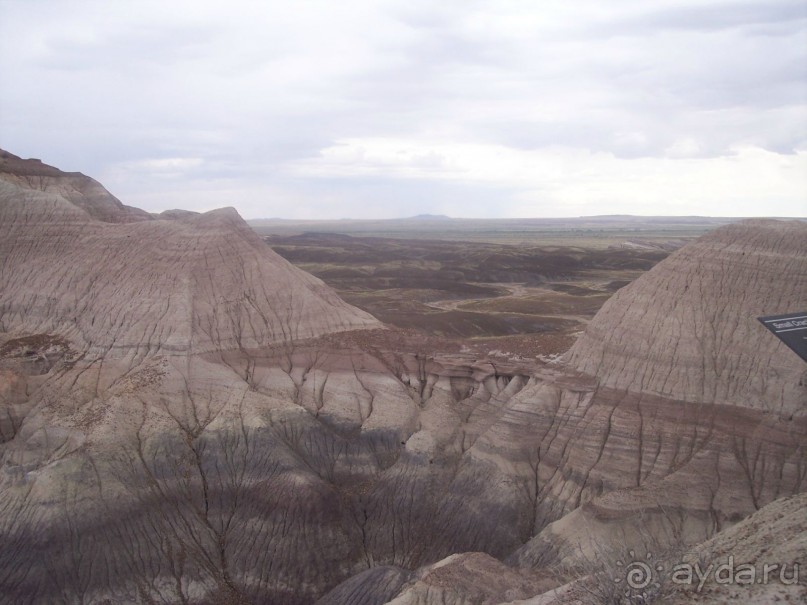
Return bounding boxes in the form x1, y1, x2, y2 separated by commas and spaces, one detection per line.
408, 213, 451, 220
251, 213, 453, 222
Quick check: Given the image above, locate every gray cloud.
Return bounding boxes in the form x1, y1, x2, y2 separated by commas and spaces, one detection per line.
0, 0, 804, 218
603, 0, 807, 34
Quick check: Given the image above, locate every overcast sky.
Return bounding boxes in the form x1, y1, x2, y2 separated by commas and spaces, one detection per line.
1, 0, 805, 218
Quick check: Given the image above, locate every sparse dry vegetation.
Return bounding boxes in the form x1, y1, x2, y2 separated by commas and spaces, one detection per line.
261, 231, 675, 356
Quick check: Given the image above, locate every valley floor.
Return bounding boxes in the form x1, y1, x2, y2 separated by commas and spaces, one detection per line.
261, 230, 678, 357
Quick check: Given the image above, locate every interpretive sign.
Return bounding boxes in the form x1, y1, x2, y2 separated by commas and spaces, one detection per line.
758, 312, 807, 363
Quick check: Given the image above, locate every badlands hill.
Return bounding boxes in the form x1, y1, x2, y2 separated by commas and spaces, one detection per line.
0, 150, 379, 356
0, 149, 152, 223
567, 218, 806, 415
0, 151, 804, 605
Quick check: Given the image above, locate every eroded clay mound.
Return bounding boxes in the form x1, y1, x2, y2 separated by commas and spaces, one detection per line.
0, 149, 152, 223
1, 150, 804, 605
0, 153, 380, 357
565, 219, 807, 415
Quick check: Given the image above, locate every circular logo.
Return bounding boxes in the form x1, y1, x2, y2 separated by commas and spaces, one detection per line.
614, 550, 665, 599
625, 560, 653, 589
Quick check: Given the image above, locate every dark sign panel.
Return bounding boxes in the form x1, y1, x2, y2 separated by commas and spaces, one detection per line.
758, 312, 807, 363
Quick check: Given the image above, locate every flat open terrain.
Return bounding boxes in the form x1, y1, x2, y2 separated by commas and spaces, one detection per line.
251, 215, 734, 246
255, 217, 717, 358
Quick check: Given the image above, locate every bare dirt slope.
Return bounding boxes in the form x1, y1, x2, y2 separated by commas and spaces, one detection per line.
0, 152, 379, 357
314, 221, 807, 605
566, 219, 807, 415
0, 149, 152, 223
0, 151, 804, 605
